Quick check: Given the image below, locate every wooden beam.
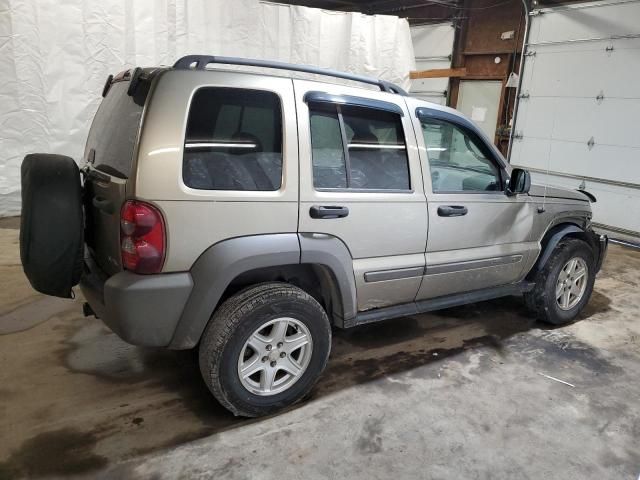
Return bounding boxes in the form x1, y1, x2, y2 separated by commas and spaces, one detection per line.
410, 67, 467, 79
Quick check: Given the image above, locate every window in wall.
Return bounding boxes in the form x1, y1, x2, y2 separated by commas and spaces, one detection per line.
183, 88, 283, 191
420, 118, 502, 193
309, 102, 410, 191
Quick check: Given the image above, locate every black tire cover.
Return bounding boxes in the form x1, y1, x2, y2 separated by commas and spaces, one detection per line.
20, 154, 84, 298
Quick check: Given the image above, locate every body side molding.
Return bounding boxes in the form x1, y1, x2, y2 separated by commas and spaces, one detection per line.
426, 255, 523, 275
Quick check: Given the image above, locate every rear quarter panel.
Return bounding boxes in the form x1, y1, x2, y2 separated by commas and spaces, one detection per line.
132, 70, 299, 272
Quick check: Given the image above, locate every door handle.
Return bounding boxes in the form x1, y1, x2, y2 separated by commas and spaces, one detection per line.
92, 196, 114, 214
437, 205, 468, 217
310, 205, 349, 219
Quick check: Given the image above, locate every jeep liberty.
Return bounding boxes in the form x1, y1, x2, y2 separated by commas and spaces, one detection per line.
20, 55, 608, 417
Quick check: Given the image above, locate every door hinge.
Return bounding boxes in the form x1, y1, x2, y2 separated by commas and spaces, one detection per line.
512, 131, 524, 140
529, 9, 544, 16
518, 91, 530, 99
524, 49, 536, 57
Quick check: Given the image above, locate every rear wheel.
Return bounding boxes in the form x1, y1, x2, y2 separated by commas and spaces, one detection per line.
525, 238, 596, 325
199, 282, 331, 417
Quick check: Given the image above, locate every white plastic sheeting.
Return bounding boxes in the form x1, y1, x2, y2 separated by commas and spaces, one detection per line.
0, 0, 414, 216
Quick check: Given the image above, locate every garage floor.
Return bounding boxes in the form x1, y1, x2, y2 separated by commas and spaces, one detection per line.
1, 217, 639, 479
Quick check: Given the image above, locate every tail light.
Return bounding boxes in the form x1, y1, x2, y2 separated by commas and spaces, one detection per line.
120, 200, 165, 274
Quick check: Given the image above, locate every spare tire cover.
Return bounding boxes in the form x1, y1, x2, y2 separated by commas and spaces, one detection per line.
20, 154, 84, 298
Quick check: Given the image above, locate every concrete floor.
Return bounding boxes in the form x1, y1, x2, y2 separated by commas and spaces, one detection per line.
0, 217, 639, 479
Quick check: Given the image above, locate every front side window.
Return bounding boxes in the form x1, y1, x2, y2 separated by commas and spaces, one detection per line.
183, 88, 283, 191
420, 118, 502, 193
310, 102, 410, 191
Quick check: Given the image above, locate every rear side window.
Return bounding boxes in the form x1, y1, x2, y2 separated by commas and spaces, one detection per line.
183, 88, 283, 191
84, 81, 144, 179
309, 103, 410, 191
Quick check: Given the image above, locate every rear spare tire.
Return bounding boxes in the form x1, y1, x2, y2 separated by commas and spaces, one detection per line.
20, 154, 84, 298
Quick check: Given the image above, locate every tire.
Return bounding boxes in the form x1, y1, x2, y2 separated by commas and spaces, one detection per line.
198, 282, 332, 417
20, 154, 84, 298
525, 238, 596, 325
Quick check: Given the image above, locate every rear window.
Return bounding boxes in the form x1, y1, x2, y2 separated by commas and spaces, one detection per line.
182, 88, 283, 191
84, 81, 144, 179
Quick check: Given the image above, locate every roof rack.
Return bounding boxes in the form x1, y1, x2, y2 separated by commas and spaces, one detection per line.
173, 55, 408, 96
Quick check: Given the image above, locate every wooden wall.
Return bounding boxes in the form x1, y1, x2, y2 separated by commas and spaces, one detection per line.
407, 0, 527, 154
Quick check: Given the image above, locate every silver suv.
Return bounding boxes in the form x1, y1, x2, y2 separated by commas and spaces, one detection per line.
20, 55, 608, 417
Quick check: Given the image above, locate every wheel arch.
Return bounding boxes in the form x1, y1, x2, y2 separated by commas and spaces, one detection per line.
168, 233, 357, 349
528, 222, 597, 278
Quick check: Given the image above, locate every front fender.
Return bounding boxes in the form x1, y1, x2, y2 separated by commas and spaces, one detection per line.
531, 224, 607, 275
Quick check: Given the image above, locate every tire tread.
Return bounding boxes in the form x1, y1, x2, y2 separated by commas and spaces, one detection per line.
525, 238, 595, 325
199, 282, 330, 417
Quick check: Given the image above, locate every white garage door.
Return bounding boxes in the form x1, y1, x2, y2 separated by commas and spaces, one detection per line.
510, 0, 640, 238
410, 23, 454, 105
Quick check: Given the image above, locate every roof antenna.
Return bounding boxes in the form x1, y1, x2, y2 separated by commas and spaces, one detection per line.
538, 184, 548, 214
538, 133, 553, 214
537, 100, 558, 214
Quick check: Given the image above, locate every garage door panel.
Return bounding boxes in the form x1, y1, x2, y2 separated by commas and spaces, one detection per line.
410, 23, 453, 106
552, 98, 640, 147
522, 52, 594, 97
515, 97, 557, 139
523, 40, 640, 98
548, 141, 639, 183
529, 2, 640, 44
527, 36, 640, 54
413, 59, 450, 102
511, 137, 552, 171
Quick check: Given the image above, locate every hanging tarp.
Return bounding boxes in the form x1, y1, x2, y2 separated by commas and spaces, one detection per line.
0, 0, 415, 216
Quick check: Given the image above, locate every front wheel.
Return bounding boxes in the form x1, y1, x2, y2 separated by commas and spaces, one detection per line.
525, 238, 596, 325
199, 282, 331, 417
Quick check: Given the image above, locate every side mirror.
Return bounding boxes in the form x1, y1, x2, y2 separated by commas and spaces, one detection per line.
506, 168, 531, 195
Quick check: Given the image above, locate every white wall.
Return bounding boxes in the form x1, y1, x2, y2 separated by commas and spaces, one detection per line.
0, 0, 415, 216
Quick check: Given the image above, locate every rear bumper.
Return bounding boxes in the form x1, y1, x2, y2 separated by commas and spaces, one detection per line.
80, 258, 193, 347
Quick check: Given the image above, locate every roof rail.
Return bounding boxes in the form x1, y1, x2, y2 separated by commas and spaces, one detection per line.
173, 55, 408, 96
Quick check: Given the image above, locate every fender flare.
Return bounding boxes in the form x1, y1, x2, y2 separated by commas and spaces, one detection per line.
298, 233, 358, 327
534, 224, 584, 273
168, 233, 357, 349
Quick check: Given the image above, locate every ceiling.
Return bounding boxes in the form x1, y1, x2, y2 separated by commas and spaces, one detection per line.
272, 0, 461, 16
272, 0, 583, 23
